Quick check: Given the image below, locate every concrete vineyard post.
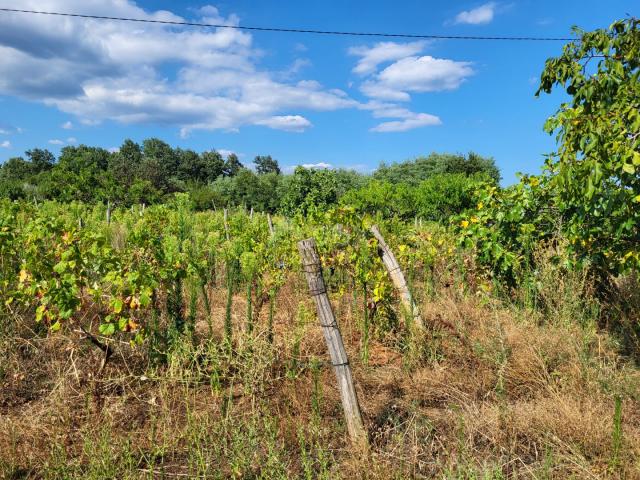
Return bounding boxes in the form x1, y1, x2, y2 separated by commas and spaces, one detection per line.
297, 238, 368, 450
370, 225, 424, 330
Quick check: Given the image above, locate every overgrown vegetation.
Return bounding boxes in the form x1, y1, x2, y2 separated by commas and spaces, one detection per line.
0, 16, 638, 480
0, 143, 497, 220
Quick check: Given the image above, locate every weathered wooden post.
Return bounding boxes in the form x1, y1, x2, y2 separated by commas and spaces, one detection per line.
370, 225, 424, 330
106, 200, 112, 225
223, 208, 230, 241
298, 238, 368, 449
249, 206, 254, 219
267, 213, 275, 237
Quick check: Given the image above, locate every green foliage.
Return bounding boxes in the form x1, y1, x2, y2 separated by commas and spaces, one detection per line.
342, 174, 484, 222
459, 18, 639, 286
254, 155, 281, 175
209, 170, 283, 212
1, 137, 503, 225
223, 153, 244, 177
537, 17, 640, 274
375, 152, 500, 185
340, 180, 415, 219
279, 166, 363, 217
458, 176, 557, 284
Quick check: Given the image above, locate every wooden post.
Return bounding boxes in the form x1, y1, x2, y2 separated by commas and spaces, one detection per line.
249, 206, 254, 220
106, 200, 112, 225
298, 238, 368, 449
267, 213, 275, 237
223, 208, 230, 241
370, 225, 424, 330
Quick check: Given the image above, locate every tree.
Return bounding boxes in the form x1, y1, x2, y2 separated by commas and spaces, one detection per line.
200, 150, 225, 182
25, 149, 55, 173
0, 157, 32, 181
279, 167, 341, 217
140, 138, 179, 194
536, 17, 640, 274
109, 139, 142, 197
223, 153, 244, 177
254, 155, 281, 175
176, 148, 204, 182
374, 152, 500, 185
42, 145, 113, 202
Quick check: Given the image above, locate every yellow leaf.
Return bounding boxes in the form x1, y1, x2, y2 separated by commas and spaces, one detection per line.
18, 269, 29, 283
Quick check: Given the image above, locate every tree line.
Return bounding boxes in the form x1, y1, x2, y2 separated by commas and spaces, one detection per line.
0, 138, 500, 220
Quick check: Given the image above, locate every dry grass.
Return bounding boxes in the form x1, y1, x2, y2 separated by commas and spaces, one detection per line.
1, 269, 640, 479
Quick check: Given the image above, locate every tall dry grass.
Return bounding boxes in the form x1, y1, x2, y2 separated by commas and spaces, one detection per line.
1, 251, 639, 479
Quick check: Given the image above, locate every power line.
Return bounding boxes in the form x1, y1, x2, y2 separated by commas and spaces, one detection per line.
0, 7, 575, 42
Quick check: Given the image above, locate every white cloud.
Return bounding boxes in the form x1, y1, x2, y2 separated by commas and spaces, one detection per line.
108, 147, 120, 153
66, 137, 77, 143
347, 42, 469, 131
371, 113, 441, 132
360, 56, 474, 101
362, 101, 442, 132
349, 41, 427, 75
0, 1, 356, 134
283, 161, 332, 173
454, 2, 497, 25
379, 56, 474, 92
360, 82, 411, 101
61, 121, 73, 129
217, 149, 236, 158
0, 140, 11, 148
287, 58, 312, 75
255, 115, 312, 132
0, 123, 21, 135
48, 139, 65, 145
302, 162, 332, 169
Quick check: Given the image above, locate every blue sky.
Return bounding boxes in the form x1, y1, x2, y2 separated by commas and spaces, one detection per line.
0, 0, 635, 183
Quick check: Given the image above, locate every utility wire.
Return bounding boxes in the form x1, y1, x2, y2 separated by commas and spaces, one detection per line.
0, 7, 576, 41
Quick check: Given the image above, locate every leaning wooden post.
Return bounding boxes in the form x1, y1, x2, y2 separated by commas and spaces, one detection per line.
370, 225, 424, 330
267, 213, 275, 237
298, 238, 368, 450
